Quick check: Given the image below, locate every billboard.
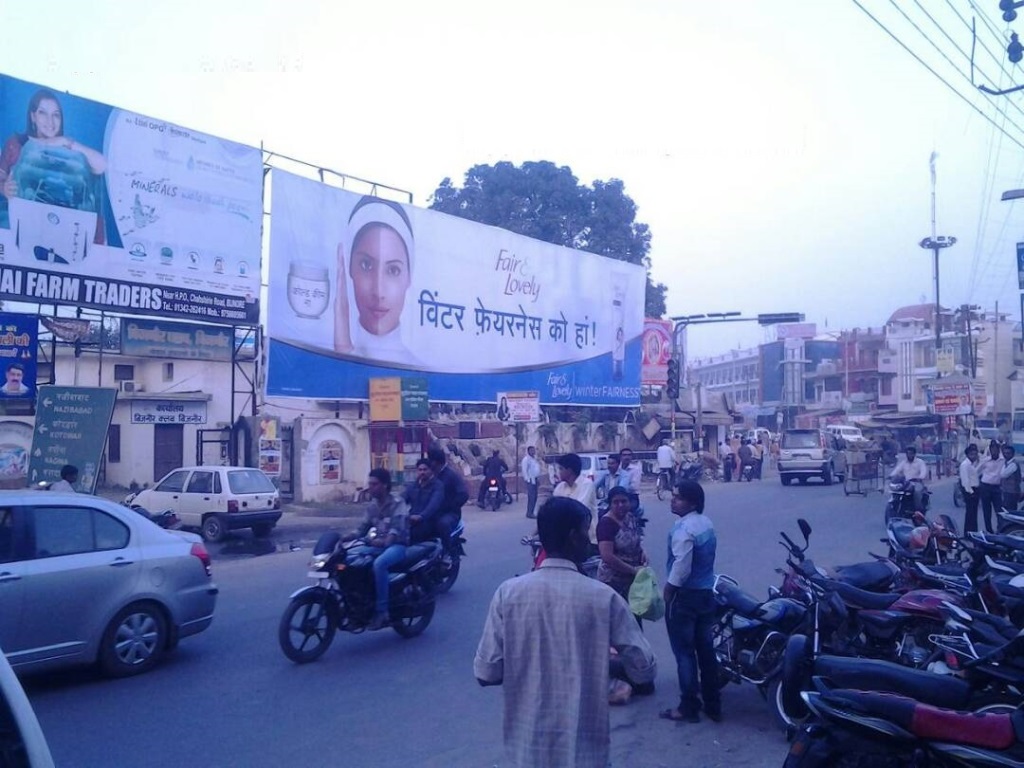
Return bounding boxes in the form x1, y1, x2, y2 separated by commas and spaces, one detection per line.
0, 311, 36, 399
641, 318, 672, 385
930, 381, 971, 416
266, 171, 646, 405
497, 391, 541, 423
121, 318, 235, 361
0, 74, 262, 324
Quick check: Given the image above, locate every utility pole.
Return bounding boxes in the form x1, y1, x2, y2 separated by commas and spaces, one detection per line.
919, 152, 956, 377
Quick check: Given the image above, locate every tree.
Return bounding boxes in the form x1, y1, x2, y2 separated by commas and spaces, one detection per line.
430, 161, 667, 317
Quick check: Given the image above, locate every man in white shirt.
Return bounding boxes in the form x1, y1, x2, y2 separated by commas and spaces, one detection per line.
474, 496, 656, 768
719, 441, 734, 482
520, 446, 541, 519
959, 444, 981, 533
978, 441, 1005, 534
49, 464, 78, 493
552, 453, 597, 518
890, 446, 928, 512
657, 439, 677, 487
617, 448, 643, 495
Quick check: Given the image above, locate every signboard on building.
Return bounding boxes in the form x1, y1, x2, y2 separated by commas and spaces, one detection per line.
1017, 242, 1024, 290
0, 74, 262, 324
641, 318, 672, 386
936, 348, 955, 375
266, 170, 645, 405
0, 312, 37, 400
28, 386, 117, 492
497, 390, 541, 422
121, 319, 235, 361
972, 382, 988, 416
776, 323, 817, 340
369, 377, 429, 422
129, 400, 207, 425
930, 381, 972, 416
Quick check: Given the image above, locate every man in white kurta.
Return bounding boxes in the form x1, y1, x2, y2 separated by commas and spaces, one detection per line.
474, 497, 655, 768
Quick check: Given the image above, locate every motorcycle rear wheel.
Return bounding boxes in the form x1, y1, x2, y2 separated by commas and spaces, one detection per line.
392, 598, 435, 638
278, 592, 337, 663
435, 553, 460, 594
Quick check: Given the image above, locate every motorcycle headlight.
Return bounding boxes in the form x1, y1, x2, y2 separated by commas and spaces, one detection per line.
309, 553, 331, 570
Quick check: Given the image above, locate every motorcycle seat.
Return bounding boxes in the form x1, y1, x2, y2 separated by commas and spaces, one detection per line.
823, 688, 1016, 751
395, 541, 442, 570
833, 561, 897, 591
813, 655, 970, 710
828, 580, 899, 610
714, 579, 763, 617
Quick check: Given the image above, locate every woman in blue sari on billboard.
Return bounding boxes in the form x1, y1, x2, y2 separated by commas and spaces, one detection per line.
333, 197, 414, 362
0, 88, 108, 244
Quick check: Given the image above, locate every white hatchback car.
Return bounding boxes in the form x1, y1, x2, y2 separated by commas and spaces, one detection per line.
0, 492, 217, 678
127, 466, 282, 543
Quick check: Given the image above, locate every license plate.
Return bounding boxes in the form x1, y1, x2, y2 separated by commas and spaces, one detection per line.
307, 571, 329, 579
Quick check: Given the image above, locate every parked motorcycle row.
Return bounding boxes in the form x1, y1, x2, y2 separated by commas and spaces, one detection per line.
711, 498, 1024, 765
277, 520, 467, 663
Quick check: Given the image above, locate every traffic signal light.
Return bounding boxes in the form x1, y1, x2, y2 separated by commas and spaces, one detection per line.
666, 359, 680, 398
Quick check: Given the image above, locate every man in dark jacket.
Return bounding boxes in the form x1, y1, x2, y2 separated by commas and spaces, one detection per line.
427, 447, 469, 549
477, 449, 509, 507
405, 459, 445, 543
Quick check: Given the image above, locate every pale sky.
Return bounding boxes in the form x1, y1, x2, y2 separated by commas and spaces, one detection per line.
5, 0, 1024, 359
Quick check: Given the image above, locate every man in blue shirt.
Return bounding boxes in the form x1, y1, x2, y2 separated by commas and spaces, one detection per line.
660, 480, 720, 724
405, 459, 445, 543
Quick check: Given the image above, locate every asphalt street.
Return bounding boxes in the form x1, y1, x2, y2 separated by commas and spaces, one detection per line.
23, 472, 961, 767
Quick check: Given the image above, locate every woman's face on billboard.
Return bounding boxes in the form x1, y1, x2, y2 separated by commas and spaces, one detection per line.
349, 224, 410, 336
31, 98, 62, 139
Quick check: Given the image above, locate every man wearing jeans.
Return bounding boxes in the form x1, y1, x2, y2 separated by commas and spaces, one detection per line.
661, 480, 720, 724
350, 468, 409, 631
520, 446, 541, 519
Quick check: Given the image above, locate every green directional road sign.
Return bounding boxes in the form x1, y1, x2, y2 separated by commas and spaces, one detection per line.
28, 386, 118, 493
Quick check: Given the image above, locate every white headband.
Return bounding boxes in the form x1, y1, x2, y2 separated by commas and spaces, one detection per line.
348, 200, 414, 274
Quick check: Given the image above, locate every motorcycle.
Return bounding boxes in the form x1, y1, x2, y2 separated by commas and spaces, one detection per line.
678, 458, 704, 483
484, 477, 513, 511
884, 478, 931, 524
785, 678, 1024, 767
278, 530, 439, 663
435, 518, 466, 594
711, 571, 813, 730
127, 504, 183, 530
520, 533, 601, 578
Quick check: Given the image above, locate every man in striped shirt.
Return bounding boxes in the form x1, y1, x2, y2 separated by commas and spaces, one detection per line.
474, 497, 656, 767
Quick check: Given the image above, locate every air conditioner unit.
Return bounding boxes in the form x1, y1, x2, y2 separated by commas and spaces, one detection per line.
119, 380, 144, 393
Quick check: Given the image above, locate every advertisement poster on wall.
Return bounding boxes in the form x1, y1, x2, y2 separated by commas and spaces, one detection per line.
266, 171, 646, 406
0, 311, 36, 399
258, 415, 281, 477
496, 391, 540, 422
641, 318, 672, 386
0, 73, 262, 324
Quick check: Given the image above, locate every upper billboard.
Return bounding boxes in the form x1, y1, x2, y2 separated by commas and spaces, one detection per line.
0, 73, 262, 324
266, 171, 645, 405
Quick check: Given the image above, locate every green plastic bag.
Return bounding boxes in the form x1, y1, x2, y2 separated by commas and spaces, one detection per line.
628, 566, 665, 621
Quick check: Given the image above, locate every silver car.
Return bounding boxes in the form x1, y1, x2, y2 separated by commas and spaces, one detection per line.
0, 492, 218, 677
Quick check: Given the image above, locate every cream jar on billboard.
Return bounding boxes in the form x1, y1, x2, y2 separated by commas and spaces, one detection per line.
287, 262, 330, 318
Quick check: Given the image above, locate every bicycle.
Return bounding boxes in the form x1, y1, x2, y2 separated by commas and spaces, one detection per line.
655, 469, 673, 500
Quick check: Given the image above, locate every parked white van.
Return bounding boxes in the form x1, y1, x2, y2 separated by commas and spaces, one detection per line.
825, 424, 865, 445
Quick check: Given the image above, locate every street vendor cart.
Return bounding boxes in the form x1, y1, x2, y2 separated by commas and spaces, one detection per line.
843, 448, 882, 496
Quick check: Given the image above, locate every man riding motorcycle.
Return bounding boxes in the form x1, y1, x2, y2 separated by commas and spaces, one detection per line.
890, 446, 928, 513
427, 447, 468, 550
345, 469, 409, 630
477, 449, 508, 508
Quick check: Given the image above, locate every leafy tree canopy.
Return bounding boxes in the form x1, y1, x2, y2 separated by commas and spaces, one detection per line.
429, 161, 667, 317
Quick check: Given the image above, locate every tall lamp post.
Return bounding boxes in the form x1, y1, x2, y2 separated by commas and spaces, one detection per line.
920, 153, 956, 375
668, 311, 804, 451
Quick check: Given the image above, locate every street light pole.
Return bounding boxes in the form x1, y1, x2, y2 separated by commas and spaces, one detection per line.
668, 311, 803, 451
919, 152, 956, 376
